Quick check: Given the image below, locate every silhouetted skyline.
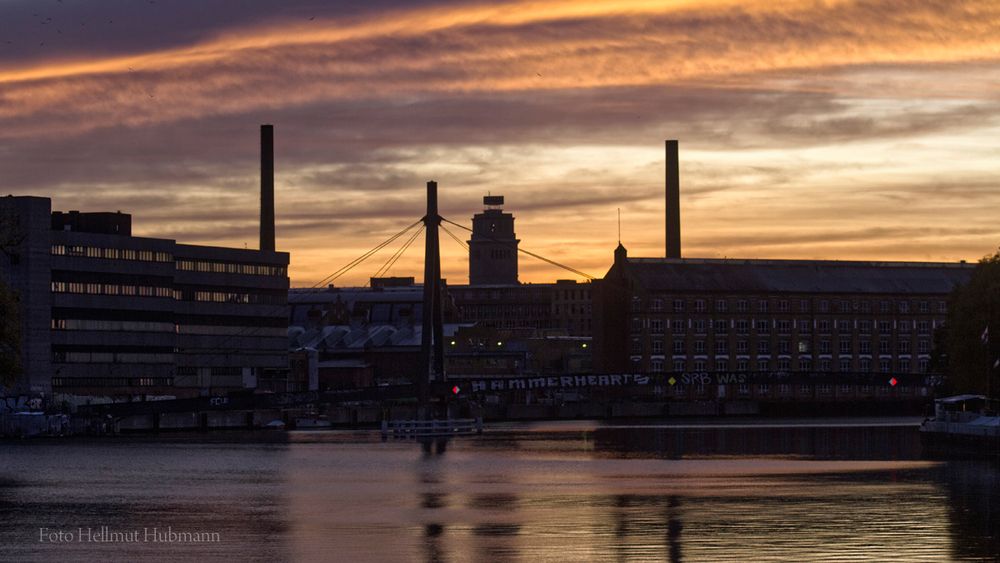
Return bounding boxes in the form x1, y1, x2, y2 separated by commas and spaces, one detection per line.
1, 0, 998, 285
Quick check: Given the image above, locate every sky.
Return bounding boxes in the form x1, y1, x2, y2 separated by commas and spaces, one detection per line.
1, 0, 999, 286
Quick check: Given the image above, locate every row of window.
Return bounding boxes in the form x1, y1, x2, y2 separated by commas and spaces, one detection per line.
51, 282, 280, 304
643, 338, 932, 355
176, 259, 286, 277
52, 245, 172, 263
52, 377, 173, 388
51, 281, 173, 298
661, 383, 912, 396
192, 291, 283, 305
634, 318, 935, 334
49, 319, 284, 336
50, 246, 286, 277
645, 357, 930, 373
51, 319, 175, 332
636, 297, 946, 315
52, 351, 174, 363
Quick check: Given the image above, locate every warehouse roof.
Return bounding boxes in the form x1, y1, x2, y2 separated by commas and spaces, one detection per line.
623, 257, 973, 294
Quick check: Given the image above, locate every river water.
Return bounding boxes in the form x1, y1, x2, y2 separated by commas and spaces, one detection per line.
1, 418, 998, 562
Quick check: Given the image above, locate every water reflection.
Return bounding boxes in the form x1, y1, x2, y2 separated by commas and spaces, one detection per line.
1, 423, 998, 562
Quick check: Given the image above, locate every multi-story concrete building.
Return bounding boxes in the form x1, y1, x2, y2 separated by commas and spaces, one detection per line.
0, 197, 289, 399
0, 125, 290, 400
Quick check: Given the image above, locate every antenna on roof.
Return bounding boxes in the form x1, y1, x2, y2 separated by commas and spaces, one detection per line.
617, 208, 621, 244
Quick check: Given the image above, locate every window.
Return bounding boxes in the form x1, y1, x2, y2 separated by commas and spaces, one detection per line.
879, 339, 891, 354
878, 320, 891, 333
651, 299, 663, 312
919, 301, 929, 314
631, 318, 642, 333
693, 360, 706, 371
737, 300, 749, 313
898, 340, 910, 354
674, 359, 686, 372
694, 299, 706, 312
798, 320, 811, 334
777, 320, 792, 334
899, 359, 910, 372
880, 359, 891, 373
630, 340, 642, 355
918, 320, 930, 334
756, 320, 770, 334
859, 320, 871, 334
818, 320, 831, 333
758, 299, 769, 313
651, 359, 664, 373
672, 320, 685, 333
757, 359, 770, 371
716, 340, 728, 354
759, 383, 769, 395
736, 320, 750, 334
798, 340, 810, 353
837, 320, 851, 334
778, 358, 790, 370
737, 359, 749, 371
918, 340, 930, 354
859, 341, 871, 354
758, 341, 770, 354
716, 359, 728, 372
716, 299, 728, 312
899, 301, 910, 314
714, 319, 728, 334
650, 319, 664, 333
840, 358, 852, 372
673, 340, 685, 354
737, 340, 749, 353
820, 340, 832, 354
799, 357, 812, 371
899, 320, 911, 332
694, 340, 706, 354
738, 383, 750, 395
919, 358, 930, 373
880, 300, 890, 313
860, 358, 872, 372
820, 359, 831, 372
778, 340, 790, 354
799, 299, 810, 312
673, 299, 685, 312
778, 300, 789, 312
694, 320, 706, 333
819, 300, 829, 313
652, 340, 664, 354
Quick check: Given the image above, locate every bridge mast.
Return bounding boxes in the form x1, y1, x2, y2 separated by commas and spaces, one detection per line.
419, 181, 446, 418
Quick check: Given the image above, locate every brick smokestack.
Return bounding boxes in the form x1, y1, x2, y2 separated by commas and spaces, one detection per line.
260, 124, 275, 252
665, 139, 681, 259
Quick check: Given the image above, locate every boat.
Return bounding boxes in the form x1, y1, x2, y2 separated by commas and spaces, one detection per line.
919, 394, 1000, 458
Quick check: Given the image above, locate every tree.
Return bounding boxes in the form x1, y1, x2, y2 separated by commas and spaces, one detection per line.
0, 280, 21, 388
940, 248, 1000, 397
0, 206, 24, 389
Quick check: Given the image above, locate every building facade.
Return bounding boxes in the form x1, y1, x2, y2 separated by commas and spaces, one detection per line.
593, 245, 973, 397
468, 195, 519, 285
1, 196, 289, 399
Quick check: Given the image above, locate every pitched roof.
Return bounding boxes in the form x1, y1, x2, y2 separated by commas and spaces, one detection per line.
624, 257, 973, 294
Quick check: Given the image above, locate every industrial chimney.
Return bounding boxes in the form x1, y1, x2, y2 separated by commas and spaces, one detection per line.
665, 139, 681, 259
260, 124, 275, 252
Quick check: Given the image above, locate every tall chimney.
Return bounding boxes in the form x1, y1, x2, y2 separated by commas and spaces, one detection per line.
260, 124, 275, 252
665, 139, 681, 259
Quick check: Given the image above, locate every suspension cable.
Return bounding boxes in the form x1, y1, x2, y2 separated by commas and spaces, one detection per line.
440, 216, 595, 280
372, 224, 425, 281
439, 223, 469, 251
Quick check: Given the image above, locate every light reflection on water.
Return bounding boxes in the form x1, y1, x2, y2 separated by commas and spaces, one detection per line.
1, 419, 998, 562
